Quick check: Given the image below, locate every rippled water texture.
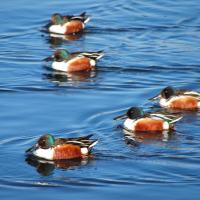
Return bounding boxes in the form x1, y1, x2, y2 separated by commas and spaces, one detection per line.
0, 0, 200, 199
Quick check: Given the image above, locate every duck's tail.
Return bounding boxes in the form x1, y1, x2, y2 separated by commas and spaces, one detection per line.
71, 12, 90, 24
81, 51, 104, 60
77, 134, 98, 150
64, 134, 98, 154
80, 138, 98, 155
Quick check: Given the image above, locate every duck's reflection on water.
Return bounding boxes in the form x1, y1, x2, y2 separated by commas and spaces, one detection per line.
123, 128, 176, 146
44, 70, 97, 86
48, 32, 84, 47
26, 155, 91, 176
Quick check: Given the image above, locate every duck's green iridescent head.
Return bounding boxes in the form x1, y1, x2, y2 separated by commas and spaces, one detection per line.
51, 13, 63, 25
37, 134, 55, 149
126, 107, 145, 120
149, 86, 176, 101
54, 49, 70, 61
114, 107, 145, 121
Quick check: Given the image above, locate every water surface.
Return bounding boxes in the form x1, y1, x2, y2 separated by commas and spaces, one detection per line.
0, 0, 200, 199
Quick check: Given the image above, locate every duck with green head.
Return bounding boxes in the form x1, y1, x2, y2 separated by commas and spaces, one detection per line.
46, 12, 90, 34
114, 107, 182, 132
26, 134, 98, 160
44, 49, 104, 72
149, 86, 200, 110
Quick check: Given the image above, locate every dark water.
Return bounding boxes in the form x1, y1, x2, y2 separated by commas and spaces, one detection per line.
0, 0, 200, 199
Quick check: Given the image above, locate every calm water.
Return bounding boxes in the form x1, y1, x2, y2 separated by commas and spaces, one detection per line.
0, 0, 200, 199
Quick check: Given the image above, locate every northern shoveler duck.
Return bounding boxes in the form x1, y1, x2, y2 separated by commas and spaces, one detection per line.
114, 107, 182, 132
26, 134, 98, 160
46, 12, 90, 34
44, 49, 104, 72
149, 86, 200, 110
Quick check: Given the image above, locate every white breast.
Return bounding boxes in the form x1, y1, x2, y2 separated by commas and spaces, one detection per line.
49, 24, 67, 34
160, 96, 179, 107
52, 61, 69, 72
33, 148, 54, 160
124, 118, 136, 131
160, 98, 169, 107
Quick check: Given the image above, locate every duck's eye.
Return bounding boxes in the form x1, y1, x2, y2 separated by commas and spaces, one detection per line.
55, 54, 60, 60
163, 89, 173, 99
54, 53, 63, 61
38, 139, 45, 147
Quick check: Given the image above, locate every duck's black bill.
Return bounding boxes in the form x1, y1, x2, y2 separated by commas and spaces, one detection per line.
113, 113, 127, 120
43, 21, 52, 29
43, 56, 54, 62
26, 144, 38, 153
148, 94, 161, 101
26, 146, 34, 153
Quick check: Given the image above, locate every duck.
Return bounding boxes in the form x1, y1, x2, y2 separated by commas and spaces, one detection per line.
114, 107, 182, 132
26, 134, 98, 160
44, 49, 104, 72
149, 86, 200, 110
46, 12, 90, 34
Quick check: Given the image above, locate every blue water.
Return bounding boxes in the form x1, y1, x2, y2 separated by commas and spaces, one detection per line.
0, 0, 200, 199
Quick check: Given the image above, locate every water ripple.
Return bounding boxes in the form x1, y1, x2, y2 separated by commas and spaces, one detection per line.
0, 0, 200, 199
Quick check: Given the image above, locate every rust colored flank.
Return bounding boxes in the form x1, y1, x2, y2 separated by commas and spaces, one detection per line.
65, 20, 84, 34
170, 96, 198, 109
135, 118, 164, 131
68, 57, 92, 72
53, 144, 82, 160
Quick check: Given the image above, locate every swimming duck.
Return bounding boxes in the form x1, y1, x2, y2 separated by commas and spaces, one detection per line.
114, 107, 182, 132
44, 49, 104, 72
46, 12, 90, 34
26, 134, 98, 160
149, 86, 200, 110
